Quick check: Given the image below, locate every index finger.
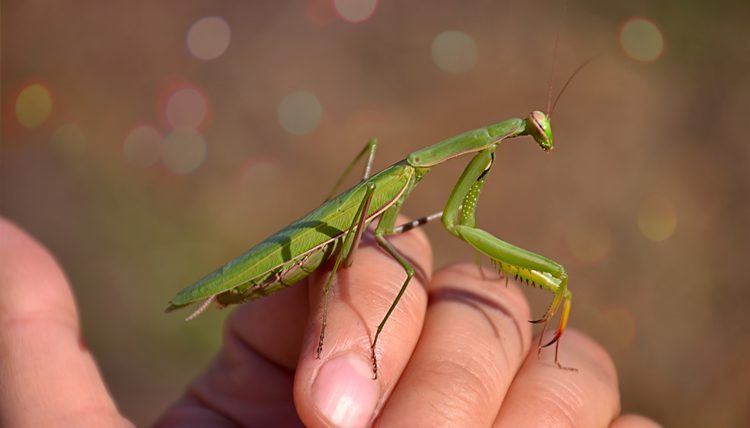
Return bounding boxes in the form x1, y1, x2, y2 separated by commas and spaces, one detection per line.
294, 221, 433, 428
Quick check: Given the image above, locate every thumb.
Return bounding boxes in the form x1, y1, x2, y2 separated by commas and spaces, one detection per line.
0, 218, 132, 427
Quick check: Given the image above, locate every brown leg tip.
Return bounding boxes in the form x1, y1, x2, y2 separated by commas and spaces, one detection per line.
556, 362, 578, 372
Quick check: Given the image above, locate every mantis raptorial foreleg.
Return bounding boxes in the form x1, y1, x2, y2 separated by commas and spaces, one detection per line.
323, 138, 378, 202
441, 149, 574, 370
317, 182, 376, 358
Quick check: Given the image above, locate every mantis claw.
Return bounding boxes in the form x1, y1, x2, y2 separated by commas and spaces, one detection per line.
542, 330, 562, 348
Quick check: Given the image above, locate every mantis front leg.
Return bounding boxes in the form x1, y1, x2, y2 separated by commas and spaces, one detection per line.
441, 149, 574, 370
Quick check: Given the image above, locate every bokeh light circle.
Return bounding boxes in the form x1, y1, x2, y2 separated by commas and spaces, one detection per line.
333, 0, 378, 23
15, 83, 53, 128
431, 31, 478, 74
187, 16, 231, 60
638, 195, 677, 242
166, 88, 207, 129
278, 91, 322, 135
162, 129, 207, 174
620, 17, 665, 63
123, 125, 163, 168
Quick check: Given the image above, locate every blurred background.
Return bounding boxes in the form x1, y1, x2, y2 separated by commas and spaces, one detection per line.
2, 0, 749, 425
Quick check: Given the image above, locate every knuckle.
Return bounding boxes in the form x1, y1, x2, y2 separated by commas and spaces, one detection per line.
420, 357, 499, 422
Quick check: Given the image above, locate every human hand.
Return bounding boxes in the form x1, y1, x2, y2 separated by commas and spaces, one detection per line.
0, 218, 658, 427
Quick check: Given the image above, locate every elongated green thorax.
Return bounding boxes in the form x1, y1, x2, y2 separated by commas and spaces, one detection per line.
407, 118, 526, 167
407, 112, 554, 168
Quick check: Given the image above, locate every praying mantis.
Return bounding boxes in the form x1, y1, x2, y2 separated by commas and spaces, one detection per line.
166, 110, 573, 378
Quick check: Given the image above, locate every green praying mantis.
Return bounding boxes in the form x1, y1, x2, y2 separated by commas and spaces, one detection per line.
166, 108, 575, 378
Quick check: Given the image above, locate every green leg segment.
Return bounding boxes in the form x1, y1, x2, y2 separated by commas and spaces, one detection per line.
370, 231, 415, 379
361, 176, 423, 379
317, 182, 377, 359
323, 138, 378, 202
441, 149, 574, 369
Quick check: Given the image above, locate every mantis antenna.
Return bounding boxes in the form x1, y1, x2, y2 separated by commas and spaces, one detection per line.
546, 1, 569, 114
549, 55, 598, 117
545, 0, 597, 117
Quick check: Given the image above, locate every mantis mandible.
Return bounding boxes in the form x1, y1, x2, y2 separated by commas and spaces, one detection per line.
166, 110, 573, 377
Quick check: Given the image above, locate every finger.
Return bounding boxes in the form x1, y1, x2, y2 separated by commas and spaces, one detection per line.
0, 218, 131, 427
156, 283, 308, 427
610, 414, 663, 428
494, 330, 620, 428
294, 219, 433, 428
376, 263, 533, 427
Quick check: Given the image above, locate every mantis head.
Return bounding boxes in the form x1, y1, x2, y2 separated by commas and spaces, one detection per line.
526, 110, 554, 151
526, 55, 595, 152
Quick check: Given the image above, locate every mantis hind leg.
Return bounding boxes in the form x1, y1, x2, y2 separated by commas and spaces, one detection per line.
323, 138, 378, 202
317, 182, 376, 359
442, 149, 575, 369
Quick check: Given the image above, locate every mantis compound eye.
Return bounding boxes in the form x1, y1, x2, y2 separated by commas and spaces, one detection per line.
528, 110, 554, 151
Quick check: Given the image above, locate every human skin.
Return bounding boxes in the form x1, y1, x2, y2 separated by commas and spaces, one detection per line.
0, 218, 659, 427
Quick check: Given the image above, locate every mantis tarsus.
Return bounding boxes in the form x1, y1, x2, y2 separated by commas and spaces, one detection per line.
167, 110, 573, 377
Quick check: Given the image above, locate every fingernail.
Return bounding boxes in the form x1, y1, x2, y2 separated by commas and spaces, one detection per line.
312, 353, 379, 428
